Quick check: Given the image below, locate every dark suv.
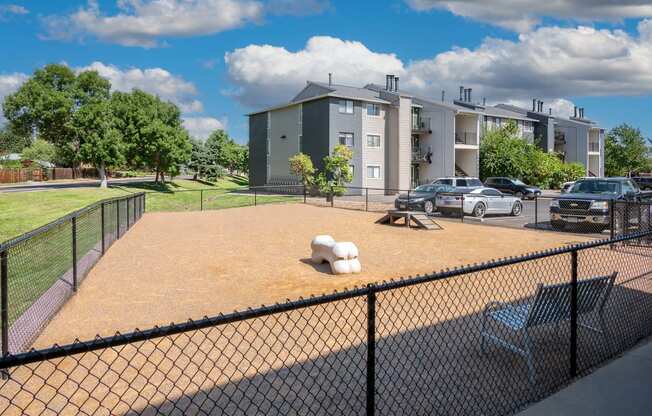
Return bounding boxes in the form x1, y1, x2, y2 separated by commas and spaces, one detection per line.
549, 177, 647, 231
484, 177, 541, 200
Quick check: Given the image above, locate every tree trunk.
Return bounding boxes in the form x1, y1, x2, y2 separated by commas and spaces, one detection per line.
98, 163, 108, 188
155, 169, 160, 184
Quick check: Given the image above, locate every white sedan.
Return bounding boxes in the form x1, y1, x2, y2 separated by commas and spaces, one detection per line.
435, 187, 523, 218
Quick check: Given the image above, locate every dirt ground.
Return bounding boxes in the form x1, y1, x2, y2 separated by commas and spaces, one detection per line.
33, 203, 589, 348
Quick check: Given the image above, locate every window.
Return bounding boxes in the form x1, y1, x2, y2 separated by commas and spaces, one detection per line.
366, 103, 380, 116
467, 179, 483, 187
482, 189, 502, 197
349, 165, 355, 178
456, 179, 468, 187
366, 134, 381, 148
339, 132, 354, 147
338, 99, 354, 114
435, 179, 453, 186
366, 165, 381, 179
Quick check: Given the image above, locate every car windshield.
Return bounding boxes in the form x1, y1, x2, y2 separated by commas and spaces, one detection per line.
414, 185, 435, 193
466, 179, 483, 187
569, 180, 619, 195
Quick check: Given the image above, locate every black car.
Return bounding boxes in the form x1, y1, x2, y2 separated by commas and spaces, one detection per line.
483, 177, 541, 199
394, 184, 455, 214
633, 176, 652, 190
550, 177, 648, 231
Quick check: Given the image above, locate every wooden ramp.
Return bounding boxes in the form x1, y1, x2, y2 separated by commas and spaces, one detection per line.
376, 210, 443, 230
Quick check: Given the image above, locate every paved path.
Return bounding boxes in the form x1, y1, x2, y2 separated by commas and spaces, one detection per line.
0, 176, 157, 192
518, 338, 652, 416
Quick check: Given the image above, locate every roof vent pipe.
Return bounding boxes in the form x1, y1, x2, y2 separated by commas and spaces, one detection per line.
532, 98, 537, 111
459, 86, 464, 101
394, 76, 399, 92
574, 106, 578, 118
385, 75, 390, 91
539, 100, 544, 112
468, 88, 472, 103
441, 90, 445, 102
549, 108, 552, 115
328, 73, 332, 86
482, 97, 486, 106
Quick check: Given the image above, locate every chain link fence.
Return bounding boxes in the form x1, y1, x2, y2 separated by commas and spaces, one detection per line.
0, 193, 145, 356
0, 229, 651, 415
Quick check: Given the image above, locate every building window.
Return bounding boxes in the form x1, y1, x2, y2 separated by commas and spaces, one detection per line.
366, 164, 381, 179
349, 165, 355, 178
366, 103, 380, 116
339, 132, 354, 147
366, 134, 381, 148
523, 121, 533, 132
338, 99, 354, 114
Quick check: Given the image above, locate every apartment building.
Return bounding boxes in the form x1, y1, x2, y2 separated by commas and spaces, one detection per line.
248, 75, 604, 189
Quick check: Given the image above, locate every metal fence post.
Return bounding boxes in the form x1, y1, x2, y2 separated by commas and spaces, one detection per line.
330, 185, 334, 208
461, 194, 465, 223
116, 200, 121, 239
366, 285, 376, 416
534, 195, 539, 228
101, 202, 105, 255
200, 190, 204, 211
609, 199, 615, 241
1, 249, 8, 379
71, 217, 78, 292
365, 188, 369, 212
570, 249, 578, 377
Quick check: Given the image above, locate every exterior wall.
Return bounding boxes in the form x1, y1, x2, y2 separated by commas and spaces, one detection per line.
418, 104, 455, 183
528, 113, 555, 152
328, 98, 363, 188
301, 98, 330, 172
385, 105, 399, 190
397, 98, 412, 190
556, 119, 590, 173
455, 149, 479, 177
248, 112, 268, 186
361, 102, 387, 190
455, 114, 478, 145
268, 105, 302, 182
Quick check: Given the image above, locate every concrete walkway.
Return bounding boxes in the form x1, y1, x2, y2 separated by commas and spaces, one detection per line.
518, 338, 652, 415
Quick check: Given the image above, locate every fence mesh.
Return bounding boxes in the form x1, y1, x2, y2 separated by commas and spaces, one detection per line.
0, 194, 145, 354
0, 230, 651, 415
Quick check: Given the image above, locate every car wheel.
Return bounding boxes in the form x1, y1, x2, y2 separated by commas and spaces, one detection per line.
424, 200, 435, 215
511, 201, 523, 216
551, 221, 566, 231
472, 203, 486, 218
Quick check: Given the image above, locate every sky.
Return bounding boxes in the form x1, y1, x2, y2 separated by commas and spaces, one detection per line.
1, 0, 651, 144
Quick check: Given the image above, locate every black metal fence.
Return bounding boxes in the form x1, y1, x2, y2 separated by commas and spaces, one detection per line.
0, 193, 145, 356
0, 228, 651, 415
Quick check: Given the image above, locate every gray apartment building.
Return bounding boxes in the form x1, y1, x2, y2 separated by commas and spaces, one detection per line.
248, 75, 604, 189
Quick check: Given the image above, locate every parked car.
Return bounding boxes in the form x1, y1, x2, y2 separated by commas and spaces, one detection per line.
436, 187, 523, 218
394, 184, 455, 214
633, 176, 652, 190
550, 177, 648, 231
483, 177, 541, 199
431, 177, 484, 191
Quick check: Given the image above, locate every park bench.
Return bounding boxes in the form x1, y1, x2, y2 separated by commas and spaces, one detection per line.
480, 272, 617, 383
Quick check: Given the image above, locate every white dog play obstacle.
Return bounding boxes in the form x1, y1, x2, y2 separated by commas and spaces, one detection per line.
310, 235, 362, 275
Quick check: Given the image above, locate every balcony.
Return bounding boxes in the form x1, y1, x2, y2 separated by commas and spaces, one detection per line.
412, 117, 431, 133
411, 146, 430, 163
455, 131, 478, 146
589, 142, 600, 153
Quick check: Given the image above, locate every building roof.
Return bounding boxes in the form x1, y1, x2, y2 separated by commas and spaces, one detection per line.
482, 105, 538, 122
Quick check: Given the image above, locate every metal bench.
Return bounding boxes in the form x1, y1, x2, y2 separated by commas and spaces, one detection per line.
480, 272, 617, 383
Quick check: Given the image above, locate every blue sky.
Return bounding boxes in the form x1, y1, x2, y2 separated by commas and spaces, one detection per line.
1, 0, 651, 143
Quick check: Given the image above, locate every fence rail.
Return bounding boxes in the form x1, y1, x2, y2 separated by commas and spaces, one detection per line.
0, 193, 145, 355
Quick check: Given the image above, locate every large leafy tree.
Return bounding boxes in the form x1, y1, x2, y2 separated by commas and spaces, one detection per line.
21, 139, 57, 164
111, 89, 191, 183
2, 64, 112, 170
0, 127, 30, 155
605, 124, 651, 177
204, 129, 248, 175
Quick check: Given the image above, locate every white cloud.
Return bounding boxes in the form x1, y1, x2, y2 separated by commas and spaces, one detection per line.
406, 0, 652, 32
41, 0, 329, 48
0, 73, 29, 123
78, 61, 203, 113
225, 24, 652, 119
183, 116, 227, 139
224, 36, 405, 106
0, 4, 28, 19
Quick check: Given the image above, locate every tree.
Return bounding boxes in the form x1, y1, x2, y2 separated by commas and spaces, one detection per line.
187, 138, 211, 179
21, 139, 57, 163
74, 101, 124, 187
0, 127, 30, 155
289, 153, 315, 187
3, 64, 112, 170
111, 90, 191, 183
316, 144, 353, 196
605, 124, 651, 177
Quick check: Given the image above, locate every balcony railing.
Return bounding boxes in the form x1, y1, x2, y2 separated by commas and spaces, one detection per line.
589, 142, 600, 153
411, 147, 427, 163
412, 117, 431, 132
455, 131, 478, 146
